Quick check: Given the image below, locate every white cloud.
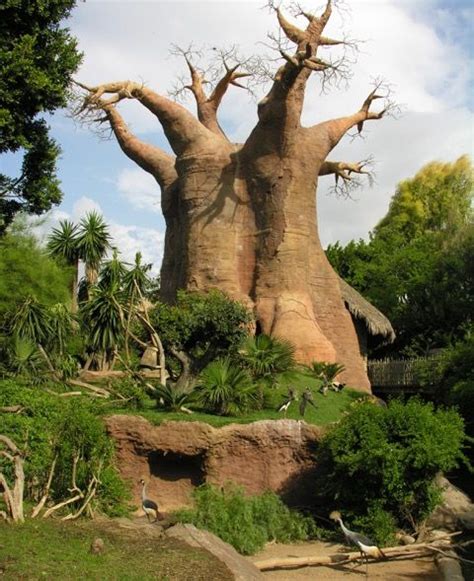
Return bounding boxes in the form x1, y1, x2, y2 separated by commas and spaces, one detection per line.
116, 168, 161, 213
72, 196, 102, 219
51, 0, 472, 267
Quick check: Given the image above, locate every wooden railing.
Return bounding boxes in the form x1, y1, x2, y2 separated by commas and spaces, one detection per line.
368, 355, 443, 393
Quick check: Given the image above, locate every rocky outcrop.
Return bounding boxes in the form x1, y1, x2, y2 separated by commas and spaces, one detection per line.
166, 524, 263, 580
105, 415, 323, 512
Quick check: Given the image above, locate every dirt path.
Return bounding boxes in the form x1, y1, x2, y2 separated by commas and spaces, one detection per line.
248, 540, 443, 580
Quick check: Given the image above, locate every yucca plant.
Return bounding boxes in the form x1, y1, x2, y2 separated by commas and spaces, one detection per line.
198, 358, 256, 415
5, 336, 44, 376
47, 220, 80, 312
309, 361, 345, 383
9, 296, 52, 345
48, 303, 76, 356
155, 383, 194, 412
76, 211, 112, 287
80, 285, 125, 369
98, 248, 128, 290
240, 334, 295, 380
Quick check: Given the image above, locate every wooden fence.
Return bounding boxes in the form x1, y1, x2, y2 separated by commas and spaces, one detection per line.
368, 355, 443, 393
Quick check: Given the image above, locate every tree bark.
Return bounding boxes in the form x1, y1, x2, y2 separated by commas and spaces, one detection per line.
78, 2, 391, 391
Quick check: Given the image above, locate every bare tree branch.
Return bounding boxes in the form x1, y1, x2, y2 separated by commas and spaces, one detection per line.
73, 79, 212, 156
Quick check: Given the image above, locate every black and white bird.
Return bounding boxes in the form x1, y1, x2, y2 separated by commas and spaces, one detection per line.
139, 479, 159, 523
277, 387, 298, 416
330, 511, 385, 576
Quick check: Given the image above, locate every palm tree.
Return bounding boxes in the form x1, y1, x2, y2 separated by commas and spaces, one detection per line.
76, 211, 111, 289
47, 220, 80, 312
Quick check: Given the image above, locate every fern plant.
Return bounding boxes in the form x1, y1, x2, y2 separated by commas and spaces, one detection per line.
197, 358, 256, 415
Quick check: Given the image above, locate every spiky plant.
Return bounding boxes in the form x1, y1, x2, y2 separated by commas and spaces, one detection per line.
9, 296, 52, 345
47, 220, 80, 311
122, 252, 152, 299
198, 358, 256, 416
98, 248, 128, 290
309, 361, 345, 383
80, 285, 124, 369
76, 211, 112, 287
240, 334, 296, 380
48, 303, 76, 356
154, 383, 194, 412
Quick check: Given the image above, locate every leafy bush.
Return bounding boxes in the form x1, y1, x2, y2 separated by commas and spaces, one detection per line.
175, 484, 318, 554
0, 228, 72, 323
197, 358, 257, 415
0, 380, 129, 517
240, 334, 295, 380
149, 290, 252, 392
315, 399, 467, 543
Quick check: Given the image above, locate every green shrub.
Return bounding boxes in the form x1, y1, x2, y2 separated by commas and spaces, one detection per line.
315, 399, 467, 542
240, 334, 295, 380
175, 484, 318, 554
0, 380, 129, 517
197, 358, 257, 415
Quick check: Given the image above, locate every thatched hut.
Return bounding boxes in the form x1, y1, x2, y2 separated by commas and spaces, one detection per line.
339, 278, 395, 367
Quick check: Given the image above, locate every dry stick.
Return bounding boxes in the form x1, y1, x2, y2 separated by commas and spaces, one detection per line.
133, 281, 167, 386
254, 539, 459, 571
42, 494, 83, 518
0, 405, 24, 413
42, 454, 84, 519
31, 454, 58, 518
0, 435, 25, 522
68, 379, 110, 398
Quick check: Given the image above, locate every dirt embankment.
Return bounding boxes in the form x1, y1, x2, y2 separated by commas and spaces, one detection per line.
105, 416, 323, 512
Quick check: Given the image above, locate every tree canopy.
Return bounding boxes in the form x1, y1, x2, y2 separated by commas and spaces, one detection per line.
326, 156, 474, 355
0, 0, 82, 232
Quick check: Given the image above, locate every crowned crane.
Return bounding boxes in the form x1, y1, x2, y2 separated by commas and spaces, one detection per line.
139, 479, 159, 523
299, 388, 317, 417
277, 387, 298, 416
330, 511, 385, 577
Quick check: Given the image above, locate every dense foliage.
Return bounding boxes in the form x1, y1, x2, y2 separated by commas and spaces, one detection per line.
175, 484, 318, 555
0, 227, 71, 322
0, 0, 82, 231
0, 381, 129, 517
197, 358, 256, 415
326, 156, 473, 355
150, 290, 252, 392
315, 399, 468, 544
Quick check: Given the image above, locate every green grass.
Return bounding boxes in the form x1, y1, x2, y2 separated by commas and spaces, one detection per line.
103, 369, 363, 428
0, 518, 232, 580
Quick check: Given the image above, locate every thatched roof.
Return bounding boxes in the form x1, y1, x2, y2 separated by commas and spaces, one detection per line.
339, 277, 395, 343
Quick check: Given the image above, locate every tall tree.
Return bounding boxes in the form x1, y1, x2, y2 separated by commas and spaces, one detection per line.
47, 220, 80, 312
0, 0, 82, 231
327, 156, 474, 355
75, 211, 112, 287
77, 2, 393, 390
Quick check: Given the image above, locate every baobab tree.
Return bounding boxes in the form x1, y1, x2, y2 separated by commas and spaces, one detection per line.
76, 1, 392, 390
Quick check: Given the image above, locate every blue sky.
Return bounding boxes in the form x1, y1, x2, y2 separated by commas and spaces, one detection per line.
3, 0, 473, 273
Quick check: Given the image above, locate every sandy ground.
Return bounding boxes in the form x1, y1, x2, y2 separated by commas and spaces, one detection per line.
248, 541, 443, 580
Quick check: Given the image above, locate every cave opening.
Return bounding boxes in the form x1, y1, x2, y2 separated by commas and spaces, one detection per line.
148, 450, 205, 486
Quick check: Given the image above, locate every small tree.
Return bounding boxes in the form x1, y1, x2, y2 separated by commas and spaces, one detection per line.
315, 399, 467, 542
150, 290, 252, 393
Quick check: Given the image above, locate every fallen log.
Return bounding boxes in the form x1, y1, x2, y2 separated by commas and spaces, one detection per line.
253, 538, 457, 571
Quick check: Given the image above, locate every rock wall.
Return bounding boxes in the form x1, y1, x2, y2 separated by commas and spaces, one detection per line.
105, 415, 323, 512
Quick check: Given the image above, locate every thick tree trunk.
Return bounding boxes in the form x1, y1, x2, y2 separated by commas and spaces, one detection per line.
160, 135, 369, 390
78, 2, 391, 392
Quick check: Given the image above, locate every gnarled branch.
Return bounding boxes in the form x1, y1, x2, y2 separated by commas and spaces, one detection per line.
74, 80, 212, 156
